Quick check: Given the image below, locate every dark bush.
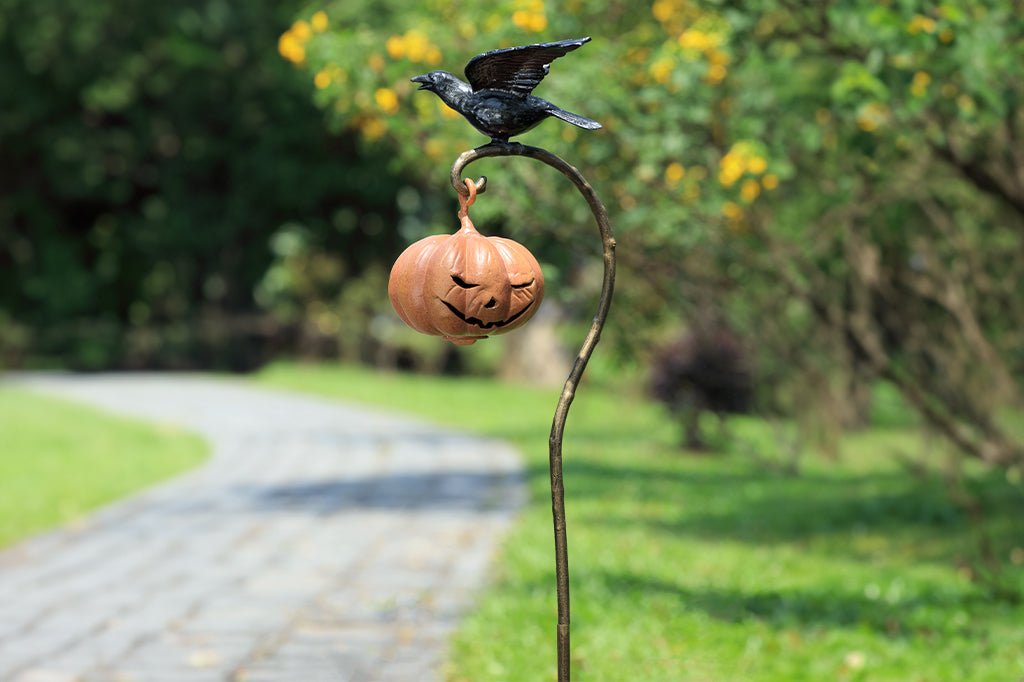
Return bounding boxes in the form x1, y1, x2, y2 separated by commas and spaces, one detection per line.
650, 318, 753, 450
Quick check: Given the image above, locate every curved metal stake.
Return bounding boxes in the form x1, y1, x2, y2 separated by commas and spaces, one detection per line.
451, 141, 616, 682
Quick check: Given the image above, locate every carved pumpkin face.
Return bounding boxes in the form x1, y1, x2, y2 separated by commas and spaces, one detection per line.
388, 214, 544, 345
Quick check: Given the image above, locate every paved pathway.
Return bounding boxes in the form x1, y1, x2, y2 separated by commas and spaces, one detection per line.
0, 373, 525, 682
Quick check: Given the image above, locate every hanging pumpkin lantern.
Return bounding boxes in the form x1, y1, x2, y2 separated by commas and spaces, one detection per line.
388, 179, 545, 345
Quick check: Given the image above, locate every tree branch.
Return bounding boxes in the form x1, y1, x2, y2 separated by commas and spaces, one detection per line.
930, 142, 1024, 218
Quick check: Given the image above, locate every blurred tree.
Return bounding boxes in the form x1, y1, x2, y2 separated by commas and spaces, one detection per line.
0, 0, 411, 369
289, 0, 1023, 468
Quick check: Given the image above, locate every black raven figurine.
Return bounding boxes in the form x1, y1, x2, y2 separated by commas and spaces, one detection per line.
411, 37, 601, 144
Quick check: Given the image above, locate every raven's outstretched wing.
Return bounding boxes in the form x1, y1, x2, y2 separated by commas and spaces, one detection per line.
464, 37, 591, 96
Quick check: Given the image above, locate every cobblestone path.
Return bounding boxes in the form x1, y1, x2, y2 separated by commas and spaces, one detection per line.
0, 373, 524, 682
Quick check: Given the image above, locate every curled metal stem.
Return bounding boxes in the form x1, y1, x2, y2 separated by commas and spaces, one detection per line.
451, 141, 616, 682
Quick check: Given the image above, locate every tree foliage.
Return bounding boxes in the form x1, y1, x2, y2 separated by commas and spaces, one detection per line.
1, 0, 1020, 466
293, 0, 1023, 466
0, 0, 408, 369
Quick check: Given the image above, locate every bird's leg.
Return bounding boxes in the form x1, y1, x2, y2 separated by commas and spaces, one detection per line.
478, 138, 522, 150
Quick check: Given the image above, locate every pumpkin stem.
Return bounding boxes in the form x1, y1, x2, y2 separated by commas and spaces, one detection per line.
458, 177, 477, 213
457, 177, 478, 231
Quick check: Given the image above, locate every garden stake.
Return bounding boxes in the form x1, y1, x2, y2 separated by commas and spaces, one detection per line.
400, 36, 612, 679
450, 141, 616, 682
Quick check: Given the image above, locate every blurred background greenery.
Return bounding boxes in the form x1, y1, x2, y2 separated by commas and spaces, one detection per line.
2, 2, 1022, 470
3, 2, 1024, 676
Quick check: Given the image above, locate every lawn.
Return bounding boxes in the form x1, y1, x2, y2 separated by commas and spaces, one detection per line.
0, 386, 208, 548
257, 361, 1024, 682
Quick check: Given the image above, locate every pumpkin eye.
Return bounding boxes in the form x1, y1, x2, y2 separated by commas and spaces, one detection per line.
451, 275, 477, 289
511, 279, 535, 289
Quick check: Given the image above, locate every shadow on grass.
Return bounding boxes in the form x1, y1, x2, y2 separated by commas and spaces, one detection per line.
587, 569, 987, 638
528, 458, 1024, 552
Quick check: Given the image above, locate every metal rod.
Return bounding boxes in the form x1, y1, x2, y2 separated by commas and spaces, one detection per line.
451, 141, 616, 682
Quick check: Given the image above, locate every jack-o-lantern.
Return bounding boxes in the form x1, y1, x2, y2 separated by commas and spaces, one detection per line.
388, 180, 545, 345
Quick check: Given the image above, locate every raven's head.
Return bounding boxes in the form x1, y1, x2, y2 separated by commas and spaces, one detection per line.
411, 71, 472, 109
410, 71, 447, 93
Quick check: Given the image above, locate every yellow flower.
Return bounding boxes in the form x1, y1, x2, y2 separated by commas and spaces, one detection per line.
361, 117, 388, 141
311, 11, 328, 33
739, 179, 761, 203
665, 162, 685, 185
385, 32, 441, 64
290, 20, 312, 41
706, 63, 727, 84
649, 57, 674, 84
717, 142, 766, 185
721, 200, 747, 233
707, 49, 731, 66
368, 54, 385, 72
718, 152, 744, 187
762, 173, 779, 191
652, 0, 671, 23
314, 69, 331, 89
678, 29, 711, 51
375, 88, 399, 115
907, 14, 937, 34
652, 0, 674, 24
682, 27, 726, 51
386, 35, 406, 59
404, 29, 431, 62
910, 70, 931, 97
721, 201, 743, 219
277, 32, 306, 64
512, 10, 547, 32
939, 27, 954, 43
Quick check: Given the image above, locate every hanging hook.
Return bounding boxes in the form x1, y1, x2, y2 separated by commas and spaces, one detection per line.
451, 166, 487, 197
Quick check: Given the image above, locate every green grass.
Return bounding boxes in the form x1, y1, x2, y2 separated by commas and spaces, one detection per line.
0, 387, 208, 548
257, 362, 1024, 681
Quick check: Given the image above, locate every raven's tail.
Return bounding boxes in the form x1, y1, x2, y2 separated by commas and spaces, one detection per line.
549, 107, 602, 130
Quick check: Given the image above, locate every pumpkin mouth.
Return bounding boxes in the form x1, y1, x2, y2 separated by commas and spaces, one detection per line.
440, 298, 535, 330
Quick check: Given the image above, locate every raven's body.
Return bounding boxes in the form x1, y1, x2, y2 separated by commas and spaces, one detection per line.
411, 38, 601, 143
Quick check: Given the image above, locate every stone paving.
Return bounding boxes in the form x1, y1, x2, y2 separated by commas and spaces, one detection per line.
0, 373, 526, 682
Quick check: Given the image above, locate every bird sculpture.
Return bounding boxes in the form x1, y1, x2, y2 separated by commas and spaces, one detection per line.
411, 37, 601, 144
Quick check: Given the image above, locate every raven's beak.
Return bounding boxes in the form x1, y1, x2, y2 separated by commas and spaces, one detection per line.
410, 74, 430, 90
